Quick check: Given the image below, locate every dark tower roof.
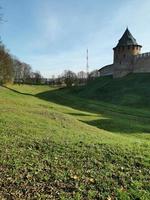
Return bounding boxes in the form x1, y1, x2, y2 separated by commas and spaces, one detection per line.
114, 28, 142, 48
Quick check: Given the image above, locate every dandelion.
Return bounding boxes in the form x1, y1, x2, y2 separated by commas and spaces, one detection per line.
89, 178, 94, 183
107, 196, 112, 200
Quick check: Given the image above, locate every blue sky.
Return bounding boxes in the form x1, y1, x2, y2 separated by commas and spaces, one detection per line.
1, 0, 150, 77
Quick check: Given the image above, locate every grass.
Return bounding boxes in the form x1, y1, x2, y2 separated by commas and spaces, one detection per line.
0, 74, 150, 199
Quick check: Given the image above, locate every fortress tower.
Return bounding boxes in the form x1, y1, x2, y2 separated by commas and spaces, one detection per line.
113, 28, 142, 64
99, 28, 150, 78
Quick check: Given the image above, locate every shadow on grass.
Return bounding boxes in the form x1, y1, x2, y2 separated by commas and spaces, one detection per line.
2, 86, 34, 96
67, 112, 92, 117
80, 118, 150, 134
3, 86, 150, 134
35, 88, 150, 134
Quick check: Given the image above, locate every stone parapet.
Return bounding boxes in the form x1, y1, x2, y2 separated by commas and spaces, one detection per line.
99, 64, 113, 76
133, 52, 150, 61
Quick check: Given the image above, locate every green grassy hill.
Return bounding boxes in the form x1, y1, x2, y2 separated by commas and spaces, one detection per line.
0, 75, 150, 199
70, 73, 150, 109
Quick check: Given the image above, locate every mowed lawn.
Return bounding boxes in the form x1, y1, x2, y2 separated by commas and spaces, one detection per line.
0, 84, 150, 200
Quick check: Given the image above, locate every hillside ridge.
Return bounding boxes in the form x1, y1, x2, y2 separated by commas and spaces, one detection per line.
69, 73, 150, 109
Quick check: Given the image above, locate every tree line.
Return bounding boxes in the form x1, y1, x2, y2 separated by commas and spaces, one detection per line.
0, 41, 100, 87
0, 41, 42, 85
51, 69, 100, 87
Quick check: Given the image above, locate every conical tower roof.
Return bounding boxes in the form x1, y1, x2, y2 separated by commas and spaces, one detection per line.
115, 28, 141, 48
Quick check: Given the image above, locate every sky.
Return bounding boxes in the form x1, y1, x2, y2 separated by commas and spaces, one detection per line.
1, 0, 150, 77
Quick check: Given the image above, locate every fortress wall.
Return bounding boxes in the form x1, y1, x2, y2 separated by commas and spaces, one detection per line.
133, 55, 150, 73
99, 64, 113, 76
99, 53, 150, 78
113, 63, 132, 78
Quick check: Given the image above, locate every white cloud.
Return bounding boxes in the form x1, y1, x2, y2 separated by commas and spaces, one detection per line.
27, 21, 62, 51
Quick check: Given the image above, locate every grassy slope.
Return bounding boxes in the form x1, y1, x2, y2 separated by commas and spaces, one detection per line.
0, 77, 150, 199
70, 73, 150, 109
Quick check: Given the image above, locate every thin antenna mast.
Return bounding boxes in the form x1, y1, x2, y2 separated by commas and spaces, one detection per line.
86, 49, 89, 77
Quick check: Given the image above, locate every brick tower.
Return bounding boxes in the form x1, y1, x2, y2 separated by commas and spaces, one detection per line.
99, 28, 150, 78
113, 28, 142, 65
113, 28, 142, 78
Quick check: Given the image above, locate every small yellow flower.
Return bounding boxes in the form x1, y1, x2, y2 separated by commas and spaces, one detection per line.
89, 178, 94, 183
71, 174, 79, 180
73, 175, 78, 180
107, 196, 112, 200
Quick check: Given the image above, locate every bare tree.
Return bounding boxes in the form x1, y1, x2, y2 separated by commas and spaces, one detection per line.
63, 70, 77, 87
0, 43, 13, 84
22, 63, 32, 82
12, 59, 33, 84
77, 71, 87, 85
32, 71, 42, 84
89, 70, 100, 80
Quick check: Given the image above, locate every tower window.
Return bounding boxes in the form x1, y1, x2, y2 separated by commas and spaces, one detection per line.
123, 54, 126, 58
128, 46, 130, 49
